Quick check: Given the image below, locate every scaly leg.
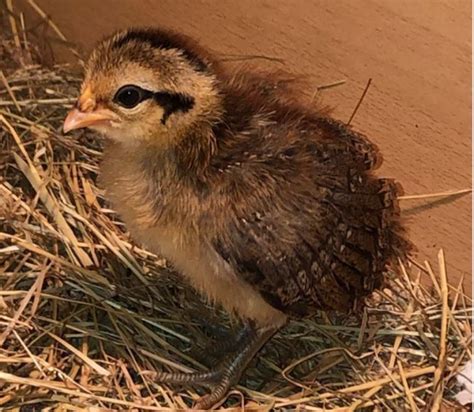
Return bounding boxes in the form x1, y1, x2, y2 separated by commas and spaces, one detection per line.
192, 321, 255, 365
152, 322, 253, 386
153, 322, 280, 409
194, 324, 278, 409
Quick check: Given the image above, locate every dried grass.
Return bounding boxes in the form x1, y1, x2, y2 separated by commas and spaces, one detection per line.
0, 6, 472, 411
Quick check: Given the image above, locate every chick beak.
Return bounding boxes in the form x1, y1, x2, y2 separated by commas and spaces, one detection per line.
63, 107, 118, 133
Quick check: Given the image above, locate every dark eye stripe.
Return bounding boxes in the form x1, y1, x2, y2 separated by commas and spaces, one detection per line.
153, 92, 195, 124
112, 84, 195, 125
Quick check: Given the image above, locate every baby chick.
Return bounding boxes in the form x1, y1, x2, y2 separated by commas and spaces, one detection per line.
63, 27, 408, 409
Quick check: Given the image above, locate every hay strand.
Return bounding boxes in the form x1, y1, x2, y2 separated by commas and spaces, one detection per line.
347, 78, 372, 125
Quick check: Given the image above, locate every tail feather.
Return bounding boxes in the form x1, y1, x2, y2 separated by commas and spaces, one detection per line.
316, 173, 409, 309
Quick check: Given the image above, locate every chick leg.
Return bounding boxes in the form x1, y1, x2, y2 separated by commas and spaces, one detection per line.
194, 324, 278, 409
193, 322, 254, 364
152, 323, 253, 386
153, 323, 279, 409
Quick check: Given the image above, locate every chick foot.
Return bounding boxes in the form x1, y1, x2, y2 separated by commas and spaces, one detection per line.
154, 323, 279, 409
194, 325, 277, 409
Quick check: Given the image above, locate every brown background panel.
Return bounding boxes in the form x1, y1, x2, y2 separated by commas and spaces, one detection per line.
16, 0, 472, 291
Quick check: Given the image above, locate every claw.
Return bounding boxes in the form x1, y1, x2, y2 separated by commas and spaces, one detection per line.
194, 380, 232, 410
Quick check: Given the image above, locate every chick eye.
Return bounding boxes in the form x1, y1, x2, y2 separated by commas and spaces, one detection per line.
113, 85, 150, 109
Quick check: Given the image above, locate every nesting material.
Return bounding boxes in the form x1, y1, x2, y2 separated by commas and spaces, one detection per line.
0, 16, 472, 412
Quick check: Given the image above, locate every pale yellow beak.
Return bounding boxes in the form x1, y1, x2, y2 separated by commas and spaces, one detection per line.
63, 108, 118, 133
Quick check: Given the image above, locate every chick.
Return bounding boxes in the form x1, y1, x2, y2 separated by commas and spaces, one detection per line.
63, 27, 408, 409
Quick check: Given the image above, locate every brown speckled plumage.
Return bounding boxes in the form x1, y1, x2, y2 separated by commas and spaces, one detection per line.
64, 27, 409, 408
